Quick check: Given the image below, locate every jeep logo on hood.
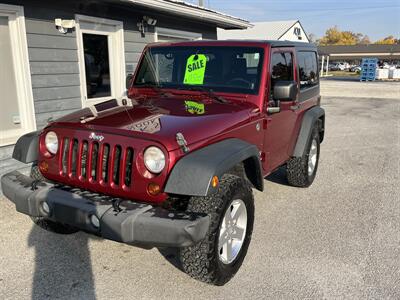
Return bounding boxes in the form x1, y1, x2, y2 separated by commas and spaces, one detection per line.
89, 132, 104, 142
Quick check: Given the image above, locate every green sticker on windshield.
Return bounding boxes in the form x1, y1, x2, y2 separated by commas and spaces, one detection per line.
184, 54, 207, 85
185, 100, 205, 115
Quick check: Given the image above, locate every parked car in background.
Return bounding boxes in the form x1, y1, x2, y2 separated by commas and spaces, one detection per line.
330, 62, 350, 71
349, 65, 361, 73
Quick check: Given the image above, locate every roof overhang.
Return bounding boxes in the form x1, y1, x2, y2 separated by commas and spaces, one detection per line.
118, 0, 251, 29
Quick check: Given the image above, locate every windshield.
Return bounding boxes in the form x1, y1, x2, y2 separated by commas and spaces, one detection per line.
134, 46, 264, 94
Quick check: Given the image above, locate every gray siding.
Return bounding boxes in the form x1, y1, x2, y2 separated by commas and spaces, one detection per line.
125, 31, 154, 74
26, 19, 82, 129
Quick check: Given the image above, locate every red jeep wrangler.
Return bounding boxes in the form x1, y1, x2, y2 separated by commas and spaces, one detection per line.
2, 40, 324, 285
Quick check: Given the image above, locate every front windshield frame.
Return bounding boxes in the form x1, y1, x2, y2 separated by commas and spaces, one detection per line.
133, 46, 265, 95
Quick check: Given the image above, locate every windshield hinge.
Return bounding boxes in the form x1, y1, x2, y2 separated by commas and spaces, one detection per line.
176, 133, 189, 154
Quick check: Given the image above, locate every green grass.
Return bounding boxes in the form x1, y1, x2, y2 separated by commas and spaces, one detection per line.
327, 70, 360, 77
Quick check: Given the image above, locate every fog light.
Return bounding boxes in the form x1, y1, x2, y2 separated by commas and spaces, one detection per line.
90, 215, 100, 228
147, 183, 161, 196
41, 202, 50, 215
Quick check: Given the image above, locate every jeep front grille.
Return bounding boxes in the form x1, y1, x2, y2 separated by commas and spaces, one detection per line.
59, 137, 134, 188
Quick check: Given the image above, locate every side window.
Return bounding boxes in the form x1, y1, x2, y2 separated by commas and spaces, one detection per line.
270, 52, 293, 98
298, 51, 318, 89
271, 52, 293, 88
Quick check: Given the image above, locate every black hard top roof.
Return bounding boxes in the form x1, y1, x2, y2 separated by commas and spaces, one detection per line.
150, 39, 317, 50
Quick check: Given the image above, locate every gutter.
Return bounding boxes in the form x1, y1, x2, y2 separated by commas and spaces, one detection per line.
119, 0, 252, 29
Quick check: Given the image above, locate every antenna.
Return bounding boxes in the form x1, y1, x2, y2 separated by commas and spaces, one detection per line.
198, 0, 204, 7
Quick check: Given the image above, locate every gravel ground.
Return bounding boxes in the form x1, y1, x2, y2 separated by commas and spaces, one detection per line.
0, 79, 399, 299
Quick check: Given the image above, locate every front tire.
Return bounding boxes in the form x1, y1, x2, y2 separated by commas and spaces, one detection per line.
179, 174, 254, 285
286, 124, 320, 187
30, 164, 79, 234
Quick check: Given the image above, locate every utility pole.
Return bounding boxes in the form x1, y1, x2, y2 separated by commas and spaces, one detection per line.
198, 0, 204, 7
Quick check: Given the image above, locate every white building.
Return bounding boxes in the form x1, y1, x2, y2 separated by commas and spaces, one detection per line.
218, 20, 310, 43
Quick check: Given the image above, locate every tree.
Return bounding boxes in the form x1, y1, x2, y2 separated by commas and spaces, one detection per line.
359, 35, 371, 45
319, 26, 370, 45
308, 33, 317, 43
319, 26, 345, 45
374, 36, 397, 44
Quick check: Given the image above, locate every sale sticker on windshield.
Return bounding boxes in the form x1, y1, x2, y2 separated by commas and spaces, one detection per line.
184, 54, 207, 85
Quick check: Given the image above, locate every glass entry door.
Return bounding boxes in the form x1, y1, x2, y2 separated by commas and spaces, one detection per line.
76, 15, 125, 107
83, 33, 112, 99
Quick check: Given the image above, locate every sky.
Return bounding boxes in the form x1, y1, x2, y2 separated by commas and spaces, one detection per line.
187, 0, 400, 41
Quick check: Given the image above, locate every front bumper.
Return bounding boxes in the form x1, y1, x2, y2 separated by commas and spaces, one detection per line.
1, 171, 210, 247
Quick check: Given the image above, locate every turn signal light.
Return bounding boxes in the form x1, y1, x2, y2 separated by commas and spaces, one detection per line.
147, 183, 161, 196
39, 161, 49, 173
212, 176, 219, 188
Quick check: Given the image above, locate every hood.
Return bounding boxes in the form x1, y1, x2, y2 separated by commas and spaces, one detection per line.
50, 96, 257, 151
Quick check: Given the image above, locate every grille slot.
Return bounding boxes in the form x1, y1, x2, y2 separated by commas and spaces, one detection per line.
91, 142, 99, 181
61, 138, 70, 175
81, 141, 88, 179
113, 145, 122, 185
125, 148, 134, 187
101, 144, 110, 183
71, 139, 78, 177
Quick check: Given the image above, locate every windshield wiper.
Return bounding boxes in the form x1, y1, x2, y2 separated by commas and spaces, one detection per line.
179, 86, 229, 104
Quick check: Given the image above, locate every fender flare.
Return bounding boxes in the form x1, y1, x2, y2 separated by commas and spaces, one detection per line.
12, 131, 40, 163
292, 106, 325, 157
164, 138, 264, 197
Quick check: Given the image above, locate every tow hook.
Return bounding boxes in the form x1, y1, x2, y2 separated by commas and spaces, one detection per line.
112, 199, 123, 212
31, 180, 40, 191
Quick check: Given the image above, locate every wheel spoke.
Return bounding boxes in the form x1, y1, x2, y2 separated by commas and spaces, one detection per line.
224, 206, 234, 226
231, 226, 245, 240
231, 202, 245, 224
219, 230, 229, 246
225, 239, 233, 260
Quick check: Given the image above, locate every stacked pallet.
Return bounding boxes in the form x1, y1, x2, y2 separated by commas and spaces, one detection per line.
376, 68, 389, 80
360, 58, 378, 81
389, 69, 400, 79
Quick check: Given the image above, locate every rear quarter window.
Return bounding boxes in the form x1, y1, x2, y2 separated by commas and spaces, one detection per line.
297, 51, 319, 90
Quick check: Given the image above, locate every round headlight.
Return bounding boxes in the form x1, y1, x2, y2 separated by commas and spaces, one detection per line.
45, 131, 58, 154
144, 146, 165, 174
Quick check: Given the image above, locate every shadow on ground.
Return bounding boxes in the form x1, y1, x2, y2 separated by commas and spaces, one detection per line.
265, 167, 290, 186
158, 247, 184, 272
28, 225, 97, 300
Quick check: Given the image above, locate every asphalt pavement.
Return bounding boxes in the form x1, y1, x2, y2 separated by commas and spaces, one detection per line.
0, 79, 399, 299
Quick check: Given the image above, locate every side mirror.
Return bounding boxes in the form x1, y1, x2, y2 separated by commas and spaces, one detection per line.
273, 81, 298, 102
126, 74, 133, 90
